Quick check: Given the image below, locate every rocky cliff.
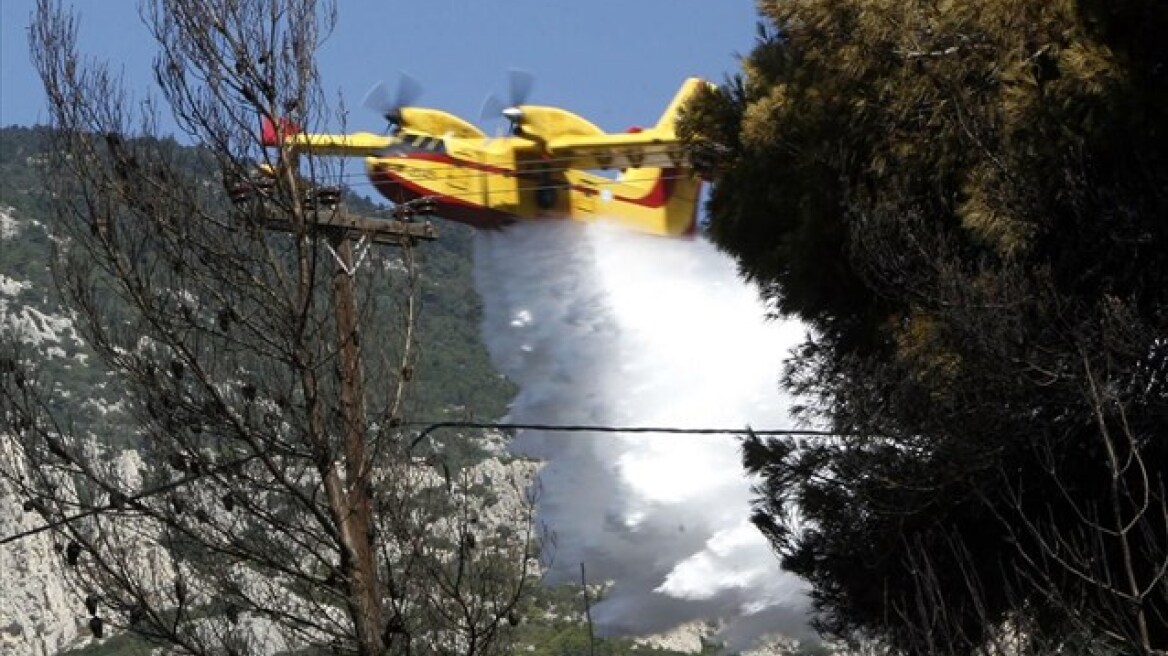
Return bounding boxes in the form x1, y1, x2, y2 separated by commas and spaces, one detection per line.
0, 441, 83, 656
0, 203, 87, 655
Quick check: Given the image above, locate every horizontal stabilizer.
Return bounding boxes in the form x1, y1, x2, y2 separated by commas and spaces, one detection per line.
259, 115, 395, 156
260, 115, 302, 148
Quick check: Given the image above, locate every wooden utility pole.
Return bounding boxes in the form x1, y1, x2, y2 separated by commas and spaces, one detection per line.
332, 231, 380, 653
581, 562, 596, 656
329, 197, 437, 655
231, 179, 437, 654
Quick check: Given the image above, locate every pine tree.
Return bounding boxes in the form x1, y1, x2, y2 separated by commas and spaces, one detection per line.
681, 1, 1168, 652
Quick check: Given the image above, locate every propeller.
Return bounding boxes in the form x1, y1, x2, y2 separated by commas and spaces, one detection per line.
363, 72, 424, 130
479, 69, 535, 134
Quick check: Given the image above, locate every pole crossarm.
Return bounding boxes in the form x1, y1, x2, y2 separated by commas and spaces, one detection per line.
227, 175, 440, 246
288, 209, 438, 246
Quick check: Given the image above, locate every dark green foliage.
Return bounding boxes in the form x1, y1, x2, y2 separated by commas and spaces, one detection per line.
0, 127, 58, 219
1, 126, 514, 437
683, 1, 1168, 653
412, 218, 516, 422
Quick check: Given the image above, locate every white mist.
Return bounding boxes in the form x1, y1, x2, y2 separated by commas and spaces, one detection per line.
473, 220, 811, 647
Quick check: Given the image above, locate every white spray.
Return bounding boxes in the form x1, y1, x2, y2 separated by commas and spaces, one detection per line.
473, 220, 812, 646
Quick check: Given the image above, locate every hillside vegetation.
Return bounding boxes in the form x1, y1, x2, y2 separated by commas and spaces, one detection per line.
1, 126, 514, 430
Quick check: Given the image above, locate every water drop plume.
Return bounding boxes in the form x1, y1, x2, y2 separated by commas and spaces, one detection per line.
473, 221, 813, 645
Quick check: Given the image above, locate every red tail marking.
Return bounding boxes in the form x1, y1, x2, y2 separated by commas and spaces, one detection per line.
260, 116, 301, 147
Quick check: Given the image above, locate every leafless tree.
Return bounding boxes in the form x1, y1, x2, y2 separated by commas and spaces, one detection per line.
988, 331, 1168, 656
0, 1, 537, 654
847, 227, 1168, 654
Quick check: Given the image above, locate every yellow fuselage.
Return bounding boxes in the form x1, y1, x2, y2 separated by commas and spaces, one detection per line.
365, 133, 699, 236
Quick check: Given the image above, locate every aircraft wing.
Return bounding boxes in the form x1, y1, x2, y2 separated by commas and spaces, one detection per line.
544, 129, 689, 170
282, 131, 396, 157
261, 117, 396, 156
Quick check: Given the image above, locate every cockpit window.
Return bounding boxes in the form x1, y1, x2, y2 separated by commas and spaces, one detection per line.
382, 133, 446, 156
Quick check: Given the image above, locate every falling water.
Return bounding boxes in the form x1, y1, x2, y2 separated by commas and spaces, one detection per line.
473, 220, 812, 647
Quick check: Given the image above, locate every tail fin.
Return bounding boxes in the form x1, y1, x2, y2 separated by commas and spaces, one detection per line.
260, 115, 302, 148
654, 78, 714, 136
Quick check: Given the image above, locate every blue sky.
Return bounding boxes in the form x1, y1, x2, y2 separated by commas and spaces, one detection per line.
2, 1, 758, 135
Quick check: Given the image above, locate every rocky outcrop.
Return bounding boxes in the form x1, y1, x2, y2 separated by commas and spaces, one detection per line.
0, 433, 539, 656
0, 205, 86, 655
635, 620, 713, 653
635, 618, 833, 656
0, 440, 83, 656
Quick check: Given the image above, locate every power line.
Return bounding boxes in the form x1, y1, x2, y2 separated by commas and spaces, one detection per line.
406, 421, 839, 451
0, 448, 265, 547
299, 142, 691, 176
291, 170, 697, 203
1, 421, 842, 547
266, 150, 699, 199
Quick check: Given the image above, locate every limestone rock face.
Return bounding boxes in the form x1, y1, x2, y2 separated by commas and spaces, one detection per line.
0, 441, 81, 656
635, 620, 711, 653
634, 619, 819, 655
1, 205, 85, 655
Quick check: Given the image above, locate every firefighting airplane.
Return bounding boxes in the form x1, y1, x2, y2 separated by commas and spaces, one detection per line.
260, 73, 711, 237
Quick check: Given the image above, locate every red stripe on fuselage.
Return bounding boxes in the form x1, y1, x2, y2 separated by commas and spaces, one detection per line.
614, 172, 675, 208
366, 151, 680, 230
385, 152, 682, 207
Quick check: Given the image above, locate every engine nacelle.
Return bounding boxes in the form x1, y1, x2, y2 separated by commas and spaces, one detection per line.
397, 108, 485, 139
512, 106, 604, 142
